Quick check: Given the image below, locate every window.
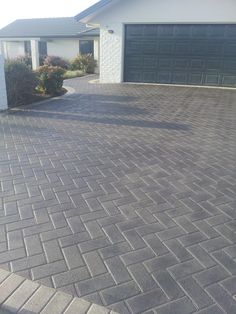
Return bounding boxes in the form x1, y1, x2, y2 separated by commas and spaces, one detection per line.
39, 41, 47, 57
24, 41, 31, 56
79, 40, 94, 55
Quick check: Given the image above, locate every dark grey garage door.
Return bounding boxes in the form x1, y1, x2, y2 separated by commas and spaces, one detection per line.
124, 24, 236, 87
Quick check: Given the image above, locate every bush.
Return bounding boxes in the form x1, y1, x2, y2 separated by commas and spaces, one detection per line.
43, 55, 69, 69
37, 65, 65, 95
71, 54, 96, 74
16, 55, 32, 68
4, 60, 38, 107
63, 70, 84, 80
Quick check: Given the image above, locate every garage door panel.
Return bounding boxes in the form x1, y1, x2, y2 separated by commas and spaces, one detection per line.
192, 25, 208, 38
174, 25, 192, 37
224, 42, 236, 55
158, 58, 173, 69
205, 73, 221, 85
207, 42, 224, 55
207, 59, 223, 71
143, 56, 158, 68
222, 75, 236, 87
191, 59, 205, 70
158, 41, 175, 54
223, 60, 236, 75
143, 71, 157, 82
143, 25, 158, 36
226, 26, 236, 38
172, 72, 189, 84
191, 42, 208, 54
142, 42, 158, 54
208, 25, 226, 37
175, 42, 191, 54
188, 73, 204, 85
158, 25, 175, 37
124, 24, 236, 87
173, 58, 189, 69
157, 72, 172, 83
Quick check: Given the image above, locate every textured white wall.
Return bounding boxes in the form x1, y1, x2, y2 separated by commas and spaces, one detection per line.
0, 52, 7, 110
100, 24, 123, 83
90, 0, 236, 83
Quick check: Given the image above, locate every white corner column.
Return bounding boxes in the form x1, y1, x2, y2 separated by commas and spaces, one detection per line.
0, 52, 8, 110
30, 40, 40, 70
94, 38, 100, 74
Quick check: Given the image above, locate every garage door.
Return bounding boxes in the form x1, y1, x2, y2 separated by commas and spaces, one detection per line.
124, 24, 236, 87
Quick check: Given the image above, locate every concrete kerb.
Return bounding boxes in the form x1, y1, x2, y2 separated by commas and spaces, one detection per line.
0, 268, 119, 314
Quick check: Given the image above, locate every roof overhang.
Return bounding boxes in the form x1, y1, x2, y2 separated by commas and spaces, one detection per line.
75, 0, 119, 24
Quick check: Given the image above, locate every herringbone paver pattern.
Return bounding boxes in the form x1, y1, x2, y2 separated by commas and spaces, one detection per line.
0, 75, 236, 314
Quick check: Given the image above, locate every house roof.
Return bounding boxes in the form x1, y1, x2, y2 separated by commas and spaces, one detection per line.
75, 0, 117, 23
0, 17, 99, 38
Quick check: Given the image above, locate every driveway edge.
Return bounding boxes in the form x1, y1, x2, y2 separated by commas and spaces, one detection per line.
0, 268, 119, 314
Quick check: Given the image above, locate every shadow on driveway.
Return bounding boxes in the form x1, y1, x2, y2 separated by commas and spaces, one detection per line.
10, 108, 190, 131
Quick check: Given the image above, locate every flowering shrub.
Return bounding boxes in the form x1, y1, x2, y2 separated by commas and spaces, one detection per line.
43, 55, 69, 69
71, 54, 96, 73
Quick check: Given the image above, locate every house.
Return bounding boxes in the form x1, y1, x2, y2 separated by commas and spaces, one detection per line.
75, 0, 236, 87
0, 17, 100, 70
0, 51, 7, 110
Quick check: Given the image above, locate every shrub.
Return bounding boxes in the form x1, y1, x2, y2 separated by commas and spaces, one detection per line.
71, 54, 96, 73
63, 70, 84, 80
37, 65, 65, 95
43, 55, 69, 69
16, 54, 32, 68
4, 60, 38, 107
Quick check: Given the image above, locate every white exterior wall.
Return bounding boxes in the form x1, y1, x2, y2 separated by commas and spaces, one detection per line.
47, 39, 80, 60
89, 0, 236, 83
0, 52, 7, 110
1, 38, 100, 64
47, 37, 100, 61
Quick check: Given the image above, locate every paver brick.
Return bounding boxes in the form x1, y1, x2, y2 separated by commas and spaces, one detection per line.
0, 274, 25, 304
0, 76, 236, 313
52, 267, 90, 288
2, 279, 39, 310
101, 281, 140, 305
206, 284, 236, 314
43, 239, 63, 263
128, 263, 157, 292
62, 245, 84, 269
178, 277, 214, 309
194, 265, 230, 287
105, 256, 132, 284
76, 273, 115, 297
24, 234, 43, 256
83, 251, 107, 277
31, 260, 67, 280
153, 270, 184, 299
19, 285, 55, 313
155, 297, 196, 314
40, 291, 73, 314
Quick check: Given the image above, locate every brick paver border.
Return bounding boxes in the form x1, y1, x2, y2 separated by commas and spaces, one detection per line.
0, 268, 118, 314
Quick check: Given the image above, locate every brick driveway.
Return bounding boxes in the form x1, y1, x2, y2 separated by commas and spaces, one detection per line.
0, 76, 236, 314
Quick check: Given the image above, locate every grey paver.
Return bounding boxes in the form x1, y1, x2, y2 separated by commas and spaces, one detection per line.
0, 75, 235, 313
